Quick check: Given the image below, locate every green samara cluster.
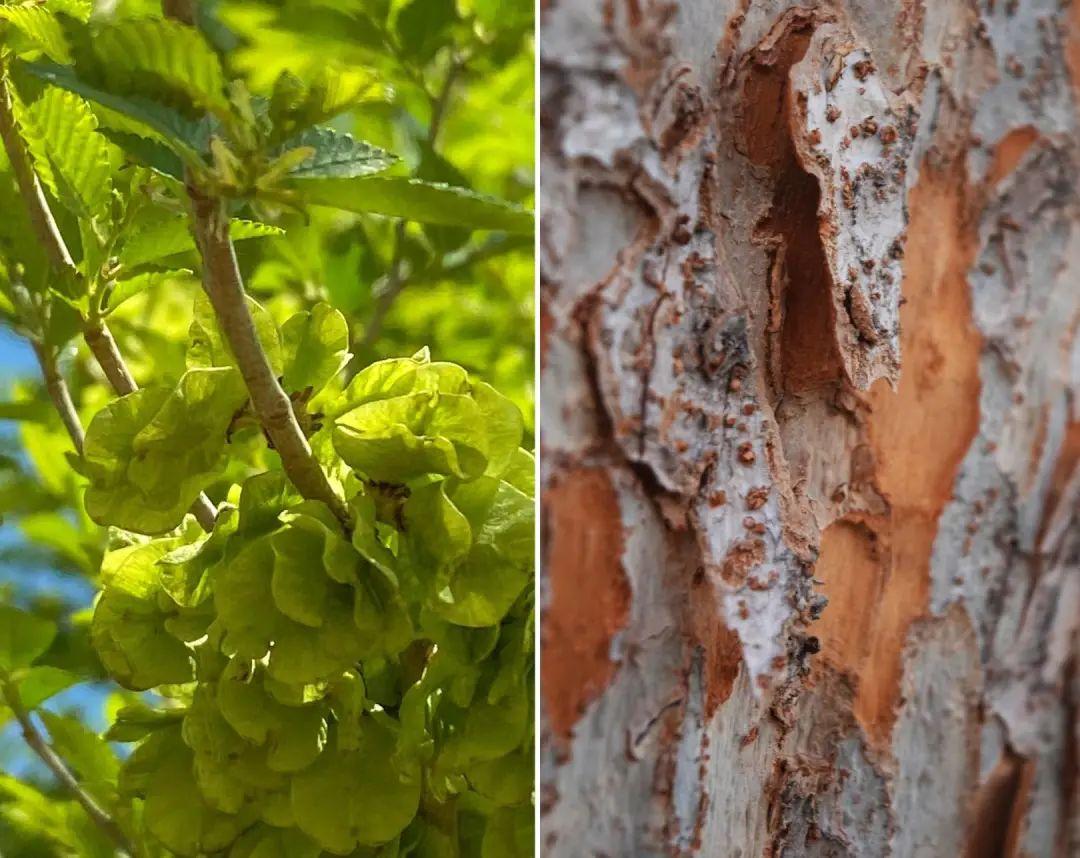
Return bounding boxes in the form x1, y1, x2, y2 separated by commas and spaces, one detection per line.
86, 322, 534, 856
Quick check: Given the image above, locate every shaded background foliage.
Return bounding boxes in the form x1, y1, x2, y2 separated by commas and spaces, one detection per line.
0, 0, 532, 853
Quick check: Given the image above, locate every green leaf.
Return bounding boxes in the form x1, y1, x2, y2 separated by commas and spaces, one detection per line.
23, 60, 208, 164
469, 750, 532, 806
157, 507, 238, 608
0, 773, 71, 845
0, 401, 50, 422
275, 126, 397, 179
101, 530, 197, 596
291, 718, 420, 852
473, 382, 524, 478
0, 606, 56, 672
105, 269, 194, 313
83, 369, 246, 534
348, 491, 397, 576
48, 1, 93, 22
20, 510, 93, 573
86, 17, 230, 115
332, 353, 465, 418
280, 302, 350, 395
296, 177, 533, 234
395, 0, 456, 64
0, 6, 72, 64
237, 471, 299, 536
181, 685, 267, 813
10, 665, 78, 709
446, 686, 529, 766
22, 87, 118, 221
117, 724, 177, 793
268, 67, 384, 142
352, 566, 413, 658
98, 127, 185, 178
470, 479, 534, 567
501, 448, 534, 496
39, 710, 119, 796
121, 215, 282, 270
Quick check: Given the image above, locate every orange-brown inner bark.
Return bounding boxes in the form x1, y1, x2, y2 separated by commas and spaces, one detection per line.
541, 467, 632, 740
814, 161, 983, 748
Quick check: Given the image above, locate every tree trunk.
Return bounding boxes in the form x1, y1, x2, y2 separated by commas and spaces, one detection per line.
539, 2, 1079, 855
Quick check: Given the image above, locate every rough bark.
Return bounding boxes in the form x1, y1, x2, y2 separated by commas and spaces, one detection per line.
539, 1, 1079, 855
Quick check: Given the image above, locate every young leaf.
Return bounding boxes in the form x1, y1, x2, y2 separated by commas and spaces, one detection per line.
105, 269, 194, 313
120, 216, 282, 270
268, 67, 384, 142
295, 176, 534, 233
214, 537, 279, 661
230, 826, 321, 858
10, 665, 78, 709
217, 659, 282, 746
38, 710, 120, 796
433, 543, 528, 628
23, 61, 209, 164
85, 17, 230, 116
0, 5, 72, 64
0, 606, 56, 672
22, 87, 119, 221
395, 0, 456, 65
274, 127, 397, 180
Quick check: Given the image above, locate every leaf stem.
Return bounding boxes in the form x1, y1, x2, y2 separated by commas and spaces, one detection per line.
0, 68, 218, 531
187, 186, 351, 526
31, 343, 85, 456
3, 688, 135, 856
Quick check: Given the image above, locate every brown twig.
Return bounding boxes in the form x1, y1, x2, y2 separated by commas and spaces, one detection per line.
82, 322, 138, 396
3, 689, 135, 855
31, 344, 85, 456
187, 188, 351, 526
